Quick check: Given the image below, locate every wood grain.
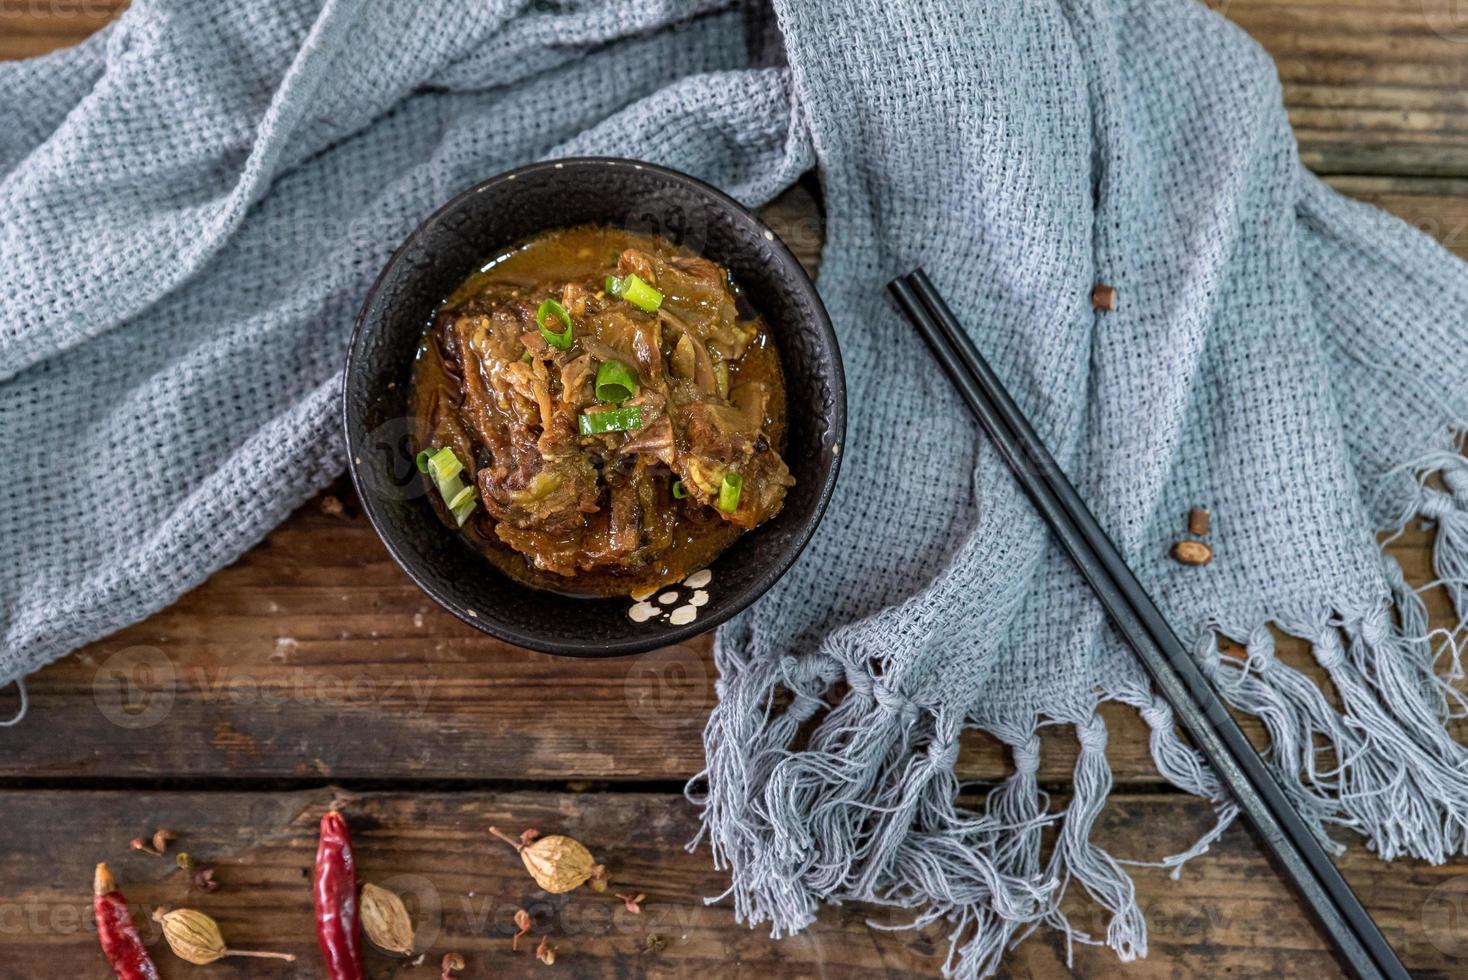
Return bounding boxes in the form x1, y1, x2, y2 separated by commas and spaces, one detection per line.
5, 6, 1468, 980
2, 788, 1464, 979
0, 475, 1453, 787
0, 0, 128, 60
1226, 0, 1468, 177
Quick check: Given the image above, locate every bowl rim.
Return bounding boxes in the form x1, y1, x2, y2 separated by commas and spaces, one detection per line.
343, 156, 845, 657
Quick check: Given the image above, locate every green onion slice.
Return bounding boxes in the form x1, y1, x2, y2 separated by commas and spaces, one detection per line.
604, 274, 663, 313
447, 484, 478, 526
536, 298, 574, 349
578, 406, 643, 436
415, 448, 436, 473
447, 484, 475, 510
718, 472, 743, 513
672, 480, 688, 499
595, 359, 638, 403
426, 447, 463, 485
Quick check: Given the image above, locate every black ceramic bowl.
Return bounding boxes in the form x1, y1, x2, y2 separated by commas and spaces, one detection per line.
344, 158, 844, 657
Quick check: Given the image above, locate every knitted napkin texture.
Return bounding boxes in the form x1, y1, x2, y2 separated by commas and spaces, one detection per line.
4, 1, 1467, 975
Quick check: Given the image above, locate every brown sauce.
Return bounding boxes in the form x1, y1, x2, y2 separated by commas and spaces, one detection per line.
409, 225, 791, 597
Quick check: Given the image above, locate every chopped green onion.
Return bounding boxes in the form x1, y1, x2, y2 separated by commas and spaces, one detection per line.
578, 406, 643, 435
415, 445, 477, 524
604, 273, 662, 313
447, 484, 475, 510
426, 446, 462, 485
595, 359, 638, 403
521, 350, 533, 363
672, 480, 688, 499
447, 484, 478, 526
536, 298, 574, 349
718, 472, 743, 513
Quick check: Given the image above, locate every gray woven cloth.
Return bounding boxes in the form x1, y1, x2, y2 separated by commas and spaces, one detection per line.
4, 0, 1467, 974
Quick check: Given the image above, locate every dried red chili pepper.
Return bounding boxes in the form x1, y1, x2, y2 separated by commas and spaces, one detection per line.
93, 863, 160, 980
314, 810, 365, 980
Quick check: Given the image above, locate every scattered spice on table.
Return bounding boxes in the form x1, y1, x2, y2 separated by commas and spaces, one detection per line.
640, 934, 667, 956
616, 893, 645, 914
1188, 507, 1211, 536
314, 810, 365, 980
190, 865, 219, 893
490, 826, 607, 894
440, 952, 465, 978
1171, 540, 1213, 566
93, 863, 160, 980
535, 935, 557, 966
360, 881, 415, 956
153, 907, 295, 964
319, 494, 345, 517
512, 908, 532, 950
130, 828, 178, 857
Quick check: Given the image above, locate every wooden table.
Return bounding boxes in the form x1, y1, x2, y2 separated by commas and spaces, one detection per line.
6, 2, 1468, 976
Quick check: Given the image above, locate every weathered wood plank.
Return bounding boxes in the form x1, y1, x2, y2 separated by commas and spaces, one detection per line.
0, 475, 1453, 787
0, 0, 127, 60
1225, 0, 1468, 176
0, 788, 1462, 978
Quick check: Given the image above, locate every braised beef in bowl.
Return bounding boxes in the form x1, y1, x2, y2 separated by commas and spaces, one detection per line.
344, 159, 844, 656
413, 225, 794, 597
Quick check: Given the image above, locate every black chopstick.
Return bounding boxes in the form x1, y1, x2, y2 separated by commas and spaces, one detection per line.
889, 269, 1409, 980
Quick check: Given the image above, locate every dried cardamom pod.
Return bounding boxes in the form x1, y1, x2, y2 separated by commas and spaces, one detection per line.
152, 907, 295, 964
360, 882, 416, 956
490, 826, 601, 894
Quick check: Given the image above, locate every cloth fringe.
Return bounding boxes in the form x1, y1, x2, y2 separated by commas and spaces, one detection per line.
691, 432, 1468, 979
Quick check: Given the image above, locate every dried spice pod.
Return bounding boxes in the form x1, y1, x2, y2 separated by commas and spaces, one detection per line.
1171, 540, 1213, 566
440, 952, 466, 979
1188, 508, 1211, 536
535, 935, 556, 965
512, 908, 532, 950
152, 907, 295, 964
490, 826, 602, 894
93, 863, 161, 980
360, 882, 415, 956
314, 810, 365, 980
